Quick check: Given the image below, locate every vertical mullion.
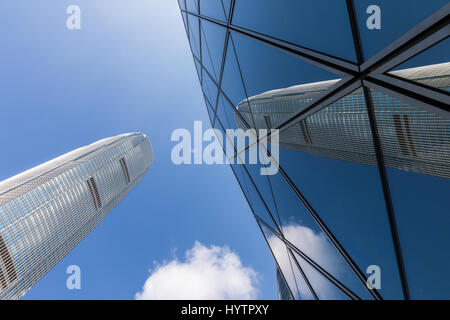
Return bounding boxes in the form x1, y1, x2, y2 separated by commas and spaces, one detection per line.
346, 0, 410, 300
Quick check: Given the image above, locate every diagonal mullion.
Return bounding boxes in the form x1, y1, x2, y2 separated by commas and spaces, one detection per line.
256, 216, 361, 300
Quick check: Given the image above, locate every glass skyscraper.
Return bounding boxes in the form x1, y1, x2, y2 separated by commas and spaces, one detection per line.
0, 133, 153, 300
178, 1, 450, 299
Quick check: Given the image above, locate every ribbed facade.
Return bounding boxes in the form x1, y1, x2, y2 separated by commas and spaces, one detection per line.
0, 133, 153, 300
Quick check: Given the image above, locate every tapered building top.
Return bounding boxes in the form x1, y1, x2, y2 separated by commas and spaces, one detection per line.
0, 133, 153, 299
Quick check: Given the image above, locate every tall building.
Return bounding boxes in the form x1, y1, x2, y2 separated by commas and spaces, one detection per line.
178, 1, 450, 299
276, 267, 294, 300
0, 133, 153, 299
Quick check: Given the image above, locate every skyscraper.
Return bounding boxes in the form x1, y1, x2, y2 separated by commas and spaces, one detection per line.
179, 1, 449, 299
0, 133, 153, 300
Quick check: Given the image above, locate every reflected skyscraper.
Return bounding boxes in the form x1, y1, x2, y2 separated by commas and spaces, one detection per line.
179, 0, 449, 300
237, 63, 450, 178
0, 133, 153, 299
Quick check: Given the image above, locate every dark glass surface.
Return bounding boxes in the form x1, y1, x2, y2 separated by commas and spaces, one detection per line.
354, 0, 448, 61
229, 31, 341, 129
230, 159, 279, 232
220, 35, 256, 128
201, 20, 227, 82
370, 88, 450, 299
275, 89, 404, 299
243, 143, 375, 299
388, 39, 450, 93
232, 0, 357, 62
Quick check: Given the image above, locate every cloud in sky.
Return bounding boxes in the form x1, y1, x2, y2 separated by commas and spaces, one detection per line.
267, 224, 344, 300
135, 242, 259, 300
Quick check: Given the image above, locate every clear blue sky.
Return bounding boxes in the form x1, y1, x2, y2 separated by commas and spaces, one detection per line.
0, 0, 277, 299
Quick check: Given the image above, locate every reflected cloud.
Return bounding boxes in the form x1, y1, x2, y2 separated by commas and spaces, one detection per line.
267, 224, 345, 300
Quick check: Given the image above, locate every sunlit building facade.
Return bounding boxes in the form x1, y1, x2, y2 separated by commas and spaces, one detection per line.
179, 0, 450, 299
0, 133, 153, 299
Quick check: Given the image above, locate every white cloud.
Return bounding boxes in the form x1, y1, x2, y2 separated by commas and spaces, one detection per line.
135, 242, 259, 300
267, 224, 344, 300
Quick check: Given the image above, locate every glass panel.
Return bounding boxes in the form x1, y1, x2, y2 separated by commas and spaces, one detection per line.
178, 0, 185, 11
193, 58, 202, 82
202, 69, 218, 109
181, 12, 189, 36
214, 94, 255, 156
216, 92, 249, 129
201, 20, 227, 82
204, 96, 215, 125
388, 39, 450, 93
186, 0, 198, 13
370, 88, 450, 299
292, 252, 351, 300
230, 158, 280, 232
232, 0, 356, 62
187, 14, 200, 59
276, 88, 404, 299
354, 0, 448, 61
259, 222, 313, 300
221, 36, 256, 128
244, 141, 373, 299
230, 31, 341, 129
200, 0, 227, 22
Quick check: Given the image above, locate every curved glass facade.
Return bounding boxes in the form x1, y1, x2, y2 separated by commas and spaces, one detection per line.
179, 0, 450, 299
0, 133, 153, 299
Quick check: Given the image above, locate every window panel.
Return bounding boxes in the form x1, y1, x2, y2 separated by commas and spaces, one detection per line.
370, 88, 450, 299
232, 0, 356, 62
387, 39, 450, 93
178, 0, 185, 11
244, 141, 374, 299
200, 20, 227, 82
292, 252, 351, 300
230, 159, 280, 232
186, 0, 198, 13
258, 222, 307, 300
200, 0, 228, 22
181, 12, 189, 37
230, 31, 341, 129
354, 0, 448, 61
193, 58, 202, 83
214, 94, 255, 154
201, 69, 218, 110
187, 14, 200, 59
275, 88, 404, 299
204, 96, 215, 125
220, 35, 255, 129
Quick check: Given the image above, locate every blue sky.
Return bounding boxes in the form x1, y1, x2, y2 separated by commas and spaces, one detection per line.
1, 0, 449, 300
0, 0, 277, 299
